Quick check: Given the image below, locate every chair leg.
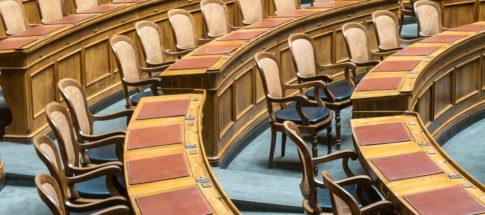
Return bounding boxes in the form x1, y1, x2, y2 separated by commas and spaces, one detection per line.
281, 132, 287, 157
312, 134, 319, 175
335, 109, 342, 150
268, 128, 277, 169
327, 126, 333, 154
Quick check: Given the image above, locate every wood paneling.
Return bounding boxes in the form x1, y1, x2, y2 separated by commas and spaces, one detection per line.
455, 57, 480, 102
433, 71, 453, 119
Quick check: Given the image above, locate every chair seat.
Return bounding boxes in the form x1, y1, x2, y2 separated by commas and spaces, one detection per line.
87, 144, 117, 163
76, 175, 125, 199
305, 82, 354, 102
130, 89, 163, 106
317, 184, 382, 212
275, 106, 330, 124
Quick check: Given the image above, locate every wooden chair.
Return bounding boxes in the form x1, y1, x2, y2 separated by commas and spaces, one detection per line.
273, 0, 299, 16
372, 10, 421, 52
342, 23, 395, 77
36, 0, 65, 24
167, 9, 212, 51
33, 135, 127, 202
35, 174, 130, 215
200, 0, 239, 38
414, 0, 446, 37
237, 0, 264, 25
0, 0, 36, 35
322, 171, 395, 215
255, 52, 334, 169
44, 102, 126, 198
288, 33, 357, 150
135, 21, 187, 67
109, 35, 166, 108
58, 78, 134, 163
73, 0, 98, 13
283, 121, 386, 214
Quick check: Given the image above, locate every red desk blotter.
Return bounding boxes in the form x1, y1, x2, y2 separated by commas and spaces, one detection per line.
127, 153, 189, 185
192, 44, 242, 56
218, 30, 266, 41
168, 57, 220, 70
136, 187, 213, 215
451, 23, 485, 32
0, 38, 37, 50
372, 152, 443, 181
136, 99, 191, 120
355, 77, 402, 91
13, 25, 64, 37
128, 124, 182, 150
404, 186, 485, 215
77, 4, 125, 13
277, 10, 318, 18
45, 14, 96, 25
312, 1, 358, 8
420, 34, 466, 43
373, 60, 420, 72
354, 122, 410, 146
394, 46, 441, 56
246, 19, 292, 29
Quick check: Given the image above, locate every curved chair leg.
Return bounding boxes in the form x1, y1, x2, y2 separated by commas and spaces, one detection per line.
281, 132, 287, 157
312, 134, 319, 175
268, 128, 277, 169
326, 126, 333, 154
335, 109, 342, 150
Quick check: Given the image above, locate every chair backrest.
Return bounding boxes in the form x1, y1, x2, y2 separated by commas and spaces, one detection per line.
167, 9, 198, 50
45, 102, 84, 175
283, 121, 320, 211
273, 0, 298, 15
0, 0, 28, 35
288, 33, 319, 78
74, 0, 98, 12
372, 10, 400, 50
237, 0, 264, 25
200, 0, 231, 37
342, 22, 370, 64
322, 171, 361, 215
58, 78, 93, 139
135, 21, 166, 66
37, 0, 64, 24
414, 0, 442, 37
255, 52, 284, 100
109, 35, 142, 83
35, 174, 65, 215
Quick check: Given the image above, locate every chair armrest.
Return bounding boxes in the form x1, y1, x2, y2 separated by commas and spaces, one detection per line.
334, 175, 373, 187
93, 109, 134, 121
66, 196, 130, 213
79, 135, 125, 150
401, 38, 421, 44
298, 73, 333, 83
140, 65, 169, 74
230, 25, 242, 30
67, 165, 123, 184
268, 94, 311, 124
354, 61, 380, 67
361, 200, 395, 215
319, 62, 356, 71
71, 161, 124, 174
123, 77, 162, 88
285, 81, 331, 104
197, 38, 212, 45
163, 49, 191, 57
371, 49, 397, 57
80, 130, 126, 142
313, 150, 357, 177
377, 46, 402, 52
28, 24, 41, 27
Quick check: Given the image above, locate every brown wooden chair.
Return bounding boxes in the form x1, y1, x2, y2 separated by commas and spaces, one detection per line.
200, 0, 239, 38
167, 9, 212, 51
322, 171, 395, 215
237, 0, 264, 25
0, 0, 37, 36
36, 0, 65, 24
109, 35, 166, 108
283, 121, 386, 214
273, 0, 300, 16
33, 135, 127, 202
342, 23, 395, 78
58, 78, 133, 163
414, 0, 446, 37
255, 52, 334, 169
288, 33, 357, 150
35, 173, 130, 215
44, 102, 126, 198
372, 10, 421, 52
135, 21, 187, 67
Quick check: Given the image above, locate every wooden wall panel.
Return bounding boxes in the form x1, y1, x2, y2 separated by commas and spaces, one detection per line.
481, 0, 485, 20
234, 69, 254, 119
218, 85, 234, 140
254, 66, 265, 103
335, 30, 349, 63
279, 46, 297, 84
22, 0, 41, 24
442, 1, 476, 27
454, 57, 480, 103
57, 51, 82, 83
417, 89, 432, 125
84, 40, 111, 86
31, 65, 55, 120
312, 32, 333, 69
433, 71, 453, 119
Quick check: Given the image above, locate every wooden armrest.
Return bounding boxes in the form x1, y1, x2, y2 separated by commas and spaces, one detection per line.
361, 200, 395, 215
66, 196, 129, 213
79, 135, 124, 150
231, 25, 242, 30
285, 81, 331, 104
163, 49, 191, 57
401, 38, 421, 44
123, 77, 162, 88
298, 73, 333, 83
319, 62, 356, 71
93, 109, 134, 121
334, 175, 373, 187
141, 64, 169, 74
267, 94, 309, 104
371, 49, 398, 57
313, 150, 357, 177
80, 130, 126, 142
354, 60, 380, 67
67, 165, 123, 184
377, 46, 402, 52
70, 161, 123, 175
197, 38, 212, 46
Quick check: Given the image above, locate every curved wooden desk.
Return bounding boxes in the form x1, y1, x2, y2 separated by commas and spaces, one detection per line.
123, 90, 239, 214
351, 22, 485, 139
351, 113, 484, 215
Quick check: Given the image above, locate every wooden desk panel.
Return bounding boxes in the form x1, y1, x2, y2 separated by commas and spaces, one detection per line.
351, 113, 484, 215
124, 91, 240, 214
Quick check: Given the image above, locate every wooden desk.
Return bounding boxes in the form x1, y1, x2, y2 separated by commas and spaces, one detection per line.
351, 22, 485, 139
123, 91, 240, 214
351, 113, 484, 215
